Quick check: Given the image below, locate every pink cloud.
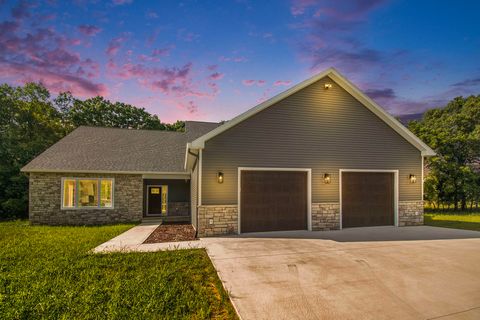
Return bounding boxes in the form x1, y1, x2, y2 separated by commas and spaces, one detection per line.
107, 59, 219, 99
242, 79, 256, 86
112, 0, 133, 5
0, 19, 106, 97
290, 0, 318, 16
1, 62, 108, 96
242, 79, 266, 86
11, 0, 33, 20
219, 56, 248, 63
152, 48, 170, 57
209, 72, 224, 81
106, 36, 127, 56
78, 24, 102, 36
274, 80, 292, 86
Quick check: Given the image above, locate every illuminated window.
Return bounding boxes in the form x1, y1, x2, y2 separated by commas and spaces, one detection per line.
100, 180, 113, 208
62, 178, 114, 209
63, 179, 75, 208
78, 180, 98, 207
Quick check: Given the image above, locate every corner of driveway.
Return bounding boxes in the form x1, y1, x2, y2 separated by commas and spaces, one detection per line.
203, 226, 480, 320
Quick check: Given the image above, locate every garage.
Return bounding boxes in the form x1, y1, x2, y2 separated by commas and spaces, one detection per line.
341, 171, 395, 228
240, 170, 308, 233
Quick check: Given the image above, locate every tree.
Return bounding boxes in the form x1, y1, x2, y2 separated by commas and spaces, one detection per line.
0, 82, 184, 219
0, 83, 65, 218
409, 95, 480, 210
57, 94, 168, 130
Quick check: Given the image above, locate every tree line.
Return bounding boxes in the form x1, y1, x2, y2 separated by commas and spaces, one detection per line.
0, 83, 184, 219
409, 95, 480, 211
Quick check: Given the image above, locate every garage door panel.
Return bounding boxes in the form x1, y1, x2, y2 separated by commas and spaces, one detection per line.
241, 171, 307, 233
342, 172, 394, 228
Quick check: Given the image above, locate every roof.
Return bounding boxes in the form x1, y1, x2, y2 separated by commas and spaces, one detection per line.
190, 68, 436, 156
21, 121, 220, 173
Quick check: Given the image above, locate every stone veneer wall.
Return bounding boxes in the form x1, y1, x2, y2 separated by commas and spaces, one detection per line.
398, 200, 424, 226
29, 172, 143, 225
197, 205, 238, 237
312, 202, 340, 231
196, 200, 423, 236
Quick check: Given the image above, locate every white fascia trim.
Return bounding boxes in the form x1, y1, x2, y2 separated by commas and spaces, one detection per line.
184, 142, 191, 170
190, 67, 435, 156
22, 168, 190, 175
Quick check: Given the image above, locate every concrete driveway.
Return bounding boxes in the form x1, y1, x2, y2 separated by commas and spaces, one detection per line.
204, 226, 480, 320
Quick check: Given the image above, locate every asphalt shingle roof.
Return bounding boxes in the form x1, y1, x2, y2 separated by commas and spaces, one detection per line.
21, 121, 220, 173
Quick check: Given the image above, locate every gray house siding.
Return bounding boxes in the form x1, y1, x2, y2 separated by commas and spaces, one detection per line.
201, 75, 422, 206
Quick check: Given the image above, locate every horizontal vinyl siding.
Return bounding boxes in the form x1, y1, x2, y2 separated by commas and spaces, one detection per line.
202, 76, 422, 204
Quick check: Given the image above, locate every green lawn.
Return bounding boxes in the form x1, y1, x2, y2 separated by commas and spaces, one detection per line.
424, 210, 480, 231
0, 221, 237, 319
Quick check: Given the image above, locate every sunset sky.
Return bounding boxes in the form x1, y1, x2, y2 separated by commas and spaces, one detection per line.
1, 0, 479, 123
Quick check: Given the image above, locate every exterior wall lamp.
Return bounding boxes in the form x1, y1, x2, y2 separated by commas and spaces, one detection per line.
324, 173, 331, 184
217, 172, 224, 184
324, 83, 332, 89
409, 174, 417, 184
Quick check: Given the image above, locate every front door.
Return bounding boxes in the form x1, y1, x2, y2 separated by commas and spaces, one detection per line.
147, 185, 168, 216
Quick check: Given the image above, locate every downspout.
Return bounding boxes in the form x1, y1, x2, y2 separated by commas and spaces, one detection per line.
188, 148, 200, 237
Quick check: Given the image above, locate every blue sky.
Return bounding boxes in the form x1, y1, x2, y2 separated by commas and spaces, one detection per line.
0, 0, 479, 122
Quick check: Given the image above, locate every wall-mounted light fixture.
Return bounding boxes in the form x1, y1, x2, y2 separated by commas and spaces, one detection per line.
324, 83, 332, 89
324, 173, 331, 184
217, 172, 224, 184
409, 174, 417, 184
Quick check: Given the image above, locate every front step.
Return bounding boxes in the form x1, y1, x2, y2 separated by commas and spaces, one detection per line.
142, 216, 190, 224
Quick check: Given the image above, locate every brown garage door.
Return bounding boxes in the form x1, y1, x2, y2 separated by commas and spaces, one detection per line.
241, 171, 307, 233
342, 172, 394, 228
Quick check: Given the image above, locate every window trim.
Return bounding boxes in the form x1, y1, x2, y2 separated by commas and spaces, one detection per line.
61, 177, 115, 210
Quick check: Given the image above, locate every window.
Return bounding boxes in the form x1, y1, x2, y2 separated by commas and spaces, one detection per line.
62, 178, 114, 209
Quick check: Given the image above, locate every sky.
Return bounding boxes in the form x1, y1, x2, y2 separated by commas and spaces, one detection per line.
0, 0, 479, 123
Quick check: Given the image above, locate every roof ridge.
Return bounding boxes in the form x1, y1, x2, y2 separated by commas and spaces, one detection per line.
77, 125, 186, 134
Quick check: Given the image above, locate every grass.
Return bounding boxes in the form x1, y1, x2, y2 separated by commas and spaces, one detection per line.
0, 221, 237, 319
424, 209, 480, 232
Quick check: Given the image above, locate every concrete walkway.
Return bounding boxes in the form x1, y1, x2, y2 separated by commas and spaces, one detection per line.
93, 221, 204, 253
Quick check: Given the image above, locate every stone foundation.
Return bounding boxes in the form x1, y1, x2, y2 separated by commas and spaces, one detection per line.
398, 200, 424, 226
312, 202, 340, 230
197, 205, 238, 237
29, 172, 143, 225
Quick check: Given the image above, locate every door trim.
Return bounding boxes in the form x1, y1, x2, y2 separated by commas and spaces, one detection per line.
237, 167, 312, 234
339, 169, 399, 229
146, 184, 168, 216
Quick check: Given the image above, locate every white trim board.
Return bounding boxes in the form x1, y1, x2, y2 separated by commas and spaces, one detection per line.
23, 168, 191, 175
339, 169, 399, 229
190, 68, 435, 156
237, 167, 312, 234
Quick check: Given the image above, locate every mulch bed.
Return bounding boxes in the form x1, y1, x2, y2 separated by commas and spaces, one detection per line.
143, 223, 198, 244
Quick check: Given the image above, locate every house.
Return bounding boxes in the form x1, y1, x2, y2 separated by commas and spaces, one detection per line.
21, 68, 435, 236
